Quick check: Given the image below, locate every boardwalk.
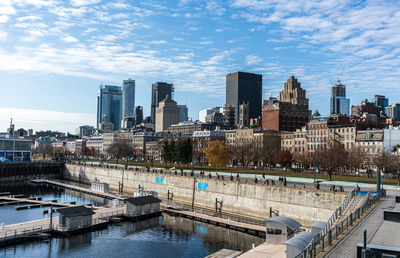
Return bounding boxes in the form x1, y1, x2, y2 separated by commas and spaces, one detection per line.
31, 179, 125, 200
165, 209, 266, 237
323, 196, 400, 258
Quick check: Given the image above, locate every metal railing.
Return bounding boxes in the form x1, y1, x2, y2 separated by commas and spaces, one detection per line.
295, 193, 380, 258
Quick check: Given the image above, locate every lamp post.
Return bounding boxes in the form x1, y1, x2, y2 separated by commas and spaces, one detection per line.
356, 171, 359, 189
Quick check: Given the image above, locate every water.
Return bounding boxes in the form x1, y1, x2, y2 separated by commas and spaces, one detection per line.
0, 183, 264, 257
0, 183, 109, 225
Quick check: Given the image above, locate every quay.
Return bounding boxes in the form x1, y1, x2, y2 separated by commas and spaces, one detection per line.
31, 179, 126, 201
164, 208, 266, 238
0, 196, 82, 209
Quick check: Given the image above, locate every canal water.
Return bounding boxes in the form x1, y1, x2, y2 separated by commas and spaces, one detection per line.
0, 183, 264, 257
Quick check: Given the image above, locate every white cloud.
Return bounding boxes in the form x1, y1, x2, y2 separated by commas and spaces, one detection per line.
245, 54, 262, 65
150, 40, 167, 45
70, 0, 102, 7
206, 0, 226, 16
61, 35, 78, 43
0, 15, 9, 23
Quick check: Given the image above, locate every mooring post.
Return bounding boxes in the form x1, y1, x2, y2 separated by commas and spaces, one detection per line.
49, 206, 53, 230
191, 178, 196, 211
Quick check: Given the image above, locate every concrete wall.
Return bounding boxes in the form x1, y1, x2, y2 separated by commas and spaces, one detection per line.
64, 164, 347, 226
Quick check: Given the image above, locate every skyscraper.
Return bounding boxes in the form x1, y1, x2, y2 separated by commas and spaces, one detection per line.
373, 95, 389, 114
122, 79, 135, 119
134, 106, 144, 125
177, 105, 188, 122
151, 82, 174, 124
262, 76, 311, 131
386, 104, 400, 121
97, 84, 122, 131
330, 81, 350, 116
226, 71, 262, 125
155, 95, 179, 132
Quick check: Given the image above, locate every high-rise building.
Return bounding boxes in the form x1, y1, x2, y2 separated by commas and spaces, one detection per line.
151, 82, 174, 124
122, 79, 135, 120
97, 84, 122, 131
226, 71, 262, 125
238, 102, 249, 129
373, 95, 389, 114
155, 95, 179, 132
76, 125, 95, 138
386, 104, 400, 121
199, 107, 221, 123
177, 105, 188, 122
330, 81, 350, 116
262, 76, 311, 132
134, 106, 144, 125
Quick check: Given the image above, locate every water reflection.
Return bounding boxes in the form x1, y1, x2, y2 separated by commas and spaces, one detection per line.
1, 214, 264, 258
0, 183, 109, 225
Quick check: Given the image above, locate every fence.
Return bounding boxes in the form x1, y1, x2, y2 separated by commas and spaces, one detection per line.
295, 192, 380, 258
162, 201, 265, 227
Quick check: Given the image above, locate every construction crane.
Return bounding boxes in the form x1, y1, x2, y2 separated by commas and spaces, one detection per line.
337, 66, 345, 84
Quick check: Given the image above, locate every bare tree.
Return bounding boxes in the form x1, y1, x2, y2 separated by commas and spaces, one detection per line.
348, 147, 367, 174
107, 141, 135, 163
294, 152, 311, 171
36, 142, 53, 159
232, 143, 251, 167
315, 142, 348, 181
262, 135, 280, 170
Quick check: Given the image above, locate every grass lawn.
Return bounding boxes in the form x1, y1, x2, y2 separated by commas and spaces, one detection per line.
105, 161, 399, 186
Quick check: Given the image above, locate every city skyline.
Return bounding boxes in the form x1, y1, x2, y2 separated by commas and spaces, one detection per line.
1, 0, 400, 132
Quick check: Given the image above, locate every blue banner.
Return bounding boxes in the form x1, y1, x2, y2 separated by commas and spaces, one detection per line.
156, 177, 164, 183
198, 182, 208, 190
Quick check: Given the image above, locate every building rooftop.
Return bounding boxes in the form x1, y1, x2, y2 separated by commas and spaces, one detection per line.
265, 216, 302, 230
126, 195, 161, 206
57, 205, 95, 217
284, 231, 315, 251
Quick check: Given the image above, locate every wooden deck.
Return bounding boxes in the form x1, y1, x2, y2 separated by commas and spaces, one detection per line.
0, 196, 79, 208
165, 209, 266, 237
31, 179, 125, 201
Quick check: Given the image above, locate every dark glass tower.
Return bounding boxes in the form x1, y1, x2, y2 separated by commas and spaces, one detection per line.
96, 84, 122, 130
151, 82, 174, 124
330, 82, 348, 115
226, 71, 262, 125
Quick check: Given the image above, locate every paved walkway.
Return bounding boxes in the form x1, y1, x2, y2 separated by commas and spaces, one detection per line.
238, 243, 286, 258
324, 197, 398, 258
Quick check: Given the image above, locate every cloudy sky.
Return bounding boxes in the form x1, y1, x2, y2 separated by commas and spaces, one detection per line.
0, 0, 399, 133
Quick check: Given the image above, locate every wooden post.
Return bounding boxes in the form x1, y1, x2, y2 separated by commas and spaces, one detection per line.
49, 206, 53, 230
191, 178, 196, 212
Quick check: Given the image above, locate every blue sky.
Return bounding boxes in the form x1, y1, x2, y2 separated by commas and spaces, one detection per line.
0, 0, 400, 133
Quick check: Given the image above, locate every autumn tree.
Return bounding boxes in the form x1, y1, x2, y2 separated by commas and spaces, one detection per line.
204, 140, 231, 168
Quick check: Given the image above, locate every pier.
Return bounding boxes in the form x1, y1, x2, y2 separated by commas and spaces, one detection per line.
31, 179, 126, 201
164, 208, 266, 238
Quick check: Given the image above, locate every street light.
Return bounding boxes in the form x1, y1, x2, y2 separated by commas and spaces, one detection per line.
356, 171, 359, 189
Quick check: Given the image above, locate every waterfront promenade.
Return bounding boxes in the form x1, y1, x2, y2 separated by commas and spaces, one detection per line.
324, 196, 400, 257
